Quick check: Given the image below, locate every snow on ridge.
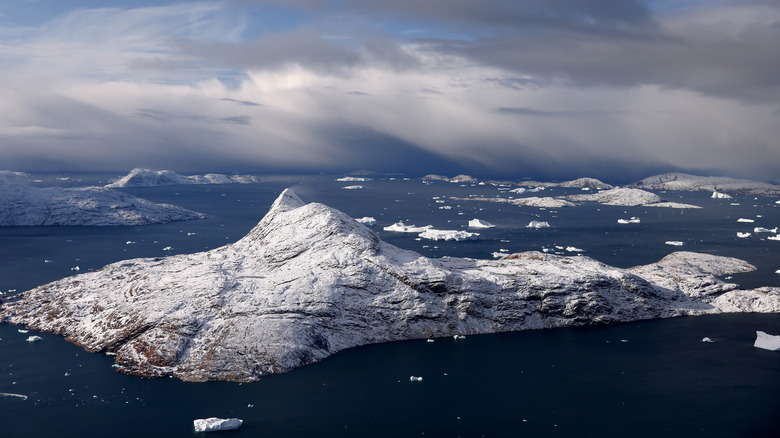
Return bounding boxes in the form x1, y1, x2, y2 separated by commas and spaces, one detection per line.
2, 189, 778, 383
0, 178, 206, 226
106, 168, 261, 188
630, 173, 780, 197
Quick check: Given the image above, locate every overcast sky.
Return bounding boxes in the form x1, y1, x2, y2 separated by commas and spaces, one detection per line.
1, 0, 778, 181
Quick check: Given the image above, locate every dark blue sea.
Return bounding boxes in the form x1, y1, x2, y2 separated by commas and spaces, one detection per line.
1, 174, 779, 437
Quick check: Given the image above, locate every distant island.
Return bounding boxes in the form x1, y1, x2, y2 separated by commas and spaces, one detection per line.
106, 168, 262, 188
2, 189, 777, 382
0, 171, 205, 226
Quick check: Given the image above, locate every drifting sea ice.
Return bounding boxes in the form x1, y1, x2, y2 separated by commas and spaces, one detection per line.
355, 217, 376, 226
193, 418, 243, 433
418, 229, 479, 241
737, 232, 751, 238
737, 218, 755, 223
753, 331, 780, 351
618, 217, 640, 224
526, 221, 550, 229
383, 222, 432, 233
665, 241, 684, 246
468, 219, 495, 228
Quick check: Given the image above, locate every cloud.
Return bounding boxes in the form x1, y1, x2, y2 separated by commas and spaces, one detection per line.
0, 1, 778, 182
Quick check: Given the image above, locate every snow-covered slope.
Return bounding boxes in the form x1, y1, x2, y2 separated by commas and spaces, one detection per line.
630, 173, 780, 197
518, 177, 614, 189
0, 177, 205, 226
453, 188, 699, 209
2, 189, 778, 382
106, 168, 261, 187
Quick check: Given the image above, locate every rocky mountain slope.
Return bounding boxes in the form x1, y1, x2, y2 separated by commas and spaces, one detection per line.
630, 173, 780, 196
106, 168, 261, 187
0, 174, 205, 226
2, 189, 778, 382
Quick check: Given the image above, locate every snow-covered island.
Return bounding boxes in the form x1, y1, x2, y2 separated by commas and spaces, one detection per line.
452, 188, 699, 209
0, 173, 205, 226
422, 174, 479, 184
517, 177, 614, 190
106, 168, 261, 188
630, 173, 780, 197
2, 189, 778, 382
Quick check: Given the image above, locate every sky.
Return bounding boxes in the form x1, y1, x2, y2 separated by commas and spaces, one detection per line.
0, 0, 779, 182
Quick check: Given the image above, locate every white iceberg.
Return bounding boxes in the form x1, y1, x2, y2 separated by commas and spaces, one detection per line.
768, 235, 780, 241
336, 177, 372, 182
753, 331, 780, 351
711, 191, 732, 199
409, 376, 423, 382
737, 218, 755, 223
342, 185, 364, 190
617, 217, 640, 224
193, 418, 243, 433
665, 241, 684, 246
355, 217, 376, 226
383, 222, 432, 233
754, 227, 778, 233
453, 335, 466, 340
566, 246, 584, 252
737, 232, 751, 238
526, 221, 550, 229
26, 335, 42, 342
701, 337, 714, 343
468, 219, 495, 229
418, 229, 479, 241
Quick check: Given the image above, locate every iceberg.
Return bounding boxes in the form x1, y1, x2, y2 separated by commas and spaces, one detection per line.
26, 335, 42, 342
753, 331, 780, 351
701, 337, 714, 343
193, 418, 243, 433
768, 235, 780, 241
711, 191, 732, 199
618, 217, 640, 224
737, 232, 751, 238
409, 376, 423, 382
342, 185, 364, 190
468, 219, 495, 229
665, 241, 684, 246
336, 177, 372, 182
526, 221, 550, 229
737, 218, 755, 223
566, 246, 585, 253
418, 229, 479, 241
383, 222, 432, 233
355, 217, 376, 226
754, 227, 778, 233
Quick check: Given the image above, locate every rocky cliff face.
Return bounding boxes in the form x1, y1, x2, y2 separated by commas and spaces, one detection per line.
2, 189, 778, 382
0, 176, 205, 226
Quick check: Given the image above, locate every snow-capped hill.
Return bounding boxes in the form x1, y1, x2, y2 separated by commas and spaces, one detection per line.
565, 187, 662, 206
0, 178, 205, 226
630, 173, 780, 196
422, 174, 478, 183
106, 168, 261, 187
518, 177, 613, 189
2, 190, 778, 382
0, 171, 31, 184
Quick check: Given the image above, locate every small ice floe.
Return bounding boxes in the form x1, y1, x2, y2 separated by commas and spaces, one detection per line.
711, 191, 732, 199
336, 176, 371, 182
468, 219, 495, 228
193, 418, 243, 433
355, 217, 376, 226
753, 331, 780, 351
409, 376, 423, 382
768, 235, 780, 241
566, 246, 584, 253
125, 241, 135, 245
26, 335, 42, 342
0, 393, 28, 400
492, 252, 505, 258
730, 203, 740, 206
453, 335, 466, 340
418, 229, 479, 241
17, 329, 28, 333
754, 227, 778, 233
342, 185, 364, 190
187, 232, 196, 236
70, 266, 80, 271
247, 404, 254, 408
162, 246, 173, 251
426, 339, 435, 343
737, 232, 751, 238
737, 218, 755, 223
44, 259, 52, 263
383, 222, 432, 233
665, 241, 684, 246
701, 337, 714, 343
775, 269, 780, 274
617, 217, 640, 224
526, 221, 550, 229
438, 205, 452, 210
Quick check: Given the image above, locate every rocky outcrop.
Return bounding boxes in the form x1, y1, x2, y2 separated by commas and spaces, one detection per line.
2, 189, 778, 382
0, 176, 205, 226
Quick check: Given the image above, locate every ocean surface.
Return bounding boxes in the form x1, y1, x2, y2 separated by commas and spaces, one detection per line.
1, 174, 779, 437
